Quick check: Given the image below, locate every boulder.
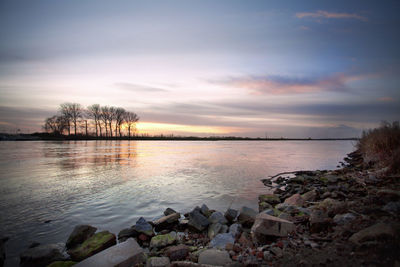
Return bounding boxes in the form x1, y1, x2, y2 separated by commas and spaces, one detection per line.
118, 227, 138, 242
258, 194, 281, 205
150, 231, 177, 248
309, 210, 332, 233
147, 257, 170, 267
68, 231, 116, 262
349, 223, 398, 244
258, 201, 273, 212
209, 233, 234, 249
47, 261, 77, 267
229, 223, 242, 238
198, 249, 232, 266
284, 194, 304, 206
208, 223, 222, 239
333, 213, 356, 225
238, 232, 252, 247
382, 201, 400, 214
237, 206, 257, 228
74, 238, 144, 267
301, 189, 317, 202
153, 213, 181, 232
164, 208, 177, 216
188, 209, 210, 232
220, 225, 228, 234
66, 225, 97, 249
251, 213, 295, 242
314, 198, 347, 217
224, 209, 238, 223
20, 243, 67, 267
200, 204, 211, 218
167, 244, 189, 261
208, 212, 228, 225
134, 217, 154, 236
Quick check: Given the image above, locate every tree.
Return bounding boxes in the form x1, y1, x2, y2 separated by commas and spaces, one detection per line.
60, 103, 82, 135
59, 103, 72, 135
100, 106, 110, 137
87, 104, 101, 137
108, 106, 116, 138
43, 115, 67, 135
124, 112, 139, 138
114, 107, 126, 137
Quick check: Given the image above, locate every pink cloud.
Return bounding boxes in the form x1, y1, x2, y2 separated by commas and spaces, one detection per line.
296, 10, 367, 22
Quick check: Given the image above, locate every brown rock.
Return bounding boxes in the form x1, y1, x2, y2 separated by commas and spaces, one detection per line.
251, 213, 295, 242
238, 232, 253, 247
349, 223, 398, 244
301, 189, 317, 202
154, 213, 181, 231
167, 244, 189, 261
284, 194, 304, 206
309, 210, 332, 233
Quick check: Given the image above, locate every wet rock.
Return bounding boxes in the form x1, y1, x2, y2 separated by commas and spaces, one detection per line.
200, 204, 211, 218
135, 217, 154, 236
118, 227, 138, 242
164, 208, 177, 216
309, 210, 332, 233
198, 249, 232, 266
258, 194, 281, 205
150, 231, 177, 248
301, 189, 318, 202
209, 211, 228, 225
229, 223, 242, 238
349, 223, 397, 244
66, 225, 97, 249
20, 243, 67, 267
147, 256, 170, 267
47, 261, 77, 267
210, 233, 235, 249
224, 209, 238, 223
284, 193, 304, 206
288, 176, 305, 184
0, 237, 8, 267
237, 206, 257, 228
333, 213, 356, 225
154, 213, 181, 232
208, 223, 222, 239
68, 231, 116, 261
251, 213, 295, 242
188, 209, 210, 232
167, 244, 189, 261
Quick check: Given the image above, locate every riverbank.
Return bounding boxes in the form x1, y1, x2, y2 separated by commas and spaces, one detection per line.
4, 149, 398, 267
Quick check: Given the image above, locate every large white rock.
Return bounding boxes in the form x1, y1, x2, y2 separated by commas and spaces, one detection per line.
74, 238, 144, 267
251, 213, 295, 241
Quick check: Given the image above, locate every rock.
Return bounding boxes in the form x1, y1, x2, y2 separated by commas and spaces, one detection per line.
188, 209, 210, 232
147, 256, 170, 267
309, 210, 332, 233
208, 212, 228, 225
349, 223, 397, 244
135, 217, 154, 236
28, 242, 41, 249
377, 189, 400, 201
262, 209, 275, 216
224, 209, 238, 223
301, 189, 317, 202
382, 201, 400, 214
208, 223, 222, 239
1, 237, 8, 267
68, 231, 116, 262
333, 213, 356, 225
258, 194, 281, 205
47, 261, 77, 267
314, 198, 347, 217
323, 174, 339, 183
154, 213, 181, 232
251, 213, 295, 242
66, 225, 97, 249
200, 204, 211, 217
288, 176, 305, 184
229, 223, 242, 238
237, 206, 257, 228
198, 249, 232, 266
150, 231, 177, 248
20, 243, 67, 267
258, 202, 273, 212
284, 194, 304, 206
220, 225, 228, 234
167, 244, 189, 261
118, 227, 138, 242
238, 232, 252, 247
209, 233, 234, 249
74, 238, 144, 267
270, 247, 283, 258
164, 208, 177, 216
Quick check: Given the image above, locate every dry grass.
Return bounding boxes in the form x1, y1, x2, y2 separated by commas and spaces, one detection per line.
357, 121, 400, 174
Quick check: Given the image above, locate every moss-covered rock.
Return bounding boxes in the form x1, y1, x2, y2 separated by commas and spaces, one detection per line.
47, 261, 77, 267
258, 194, 281, 205
67, 231, 116, 261
149, 231, 177, 248
259, 201, 273, 212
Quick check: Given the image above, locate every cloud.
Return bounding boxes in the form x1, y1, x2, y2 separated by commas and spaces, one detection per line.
378, 97, 395, 102
296, 10, 367, 22
215, 73, 360, 95
114, 83, 168, 93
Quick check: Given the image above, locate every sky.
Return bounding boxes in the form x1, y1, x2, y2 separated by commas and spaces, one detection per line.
0, 0, 399, 138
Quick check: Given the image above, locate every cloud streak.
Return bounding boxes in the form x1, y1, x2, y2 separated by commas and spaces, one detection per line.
114, 83, 168, 93
296, 10, 367, 22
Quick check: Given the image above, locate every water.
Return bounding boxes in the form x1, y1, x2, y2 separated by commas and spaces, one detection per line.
0, 140, 354, 265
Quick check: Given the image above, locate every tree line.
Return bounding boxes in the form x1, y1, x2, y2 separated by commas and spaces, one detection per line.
43, 103, 139, 138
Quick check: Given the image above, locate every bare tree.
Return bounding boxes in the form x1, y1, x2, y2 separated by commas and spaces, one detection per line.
60, 103, 82, 135
108, 106, 116, 138
43, 115, 67, 135
87, 104, 101, 137
100, 106, 110, 137
124, 112, 139, 138
59, 103, 72, 135
114, 107, 126, 137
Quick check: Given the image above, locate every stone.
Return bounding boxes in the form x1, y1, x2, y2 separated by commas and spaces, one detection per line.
270, 247, 283, 258
238, 232, 252, 247
208, 212, 228, 225
150, 231, 177, 248
167, 244, 189, 261
68, 231, 116, 262
118, 227, 138, 242
135, 217, 154, 236
198, 249, 232, 266
154, 213, 181, 232
262, 209, 275, 216
209, 233, 235, 249
20, 243, 67, 267
224, 209, 238, 223
258, 202, 273, 212
377, 189, 400, 200
220, 225, 228, 234
28, 242, 41, 249
309, 210, 332, 233
258, 194, 281, 205
301, 189, 317, 202
229, 223, 242, 238
382, 201, 400, 214
188, 209, 210, 232
0, 237, 8, 267
237, 206, 257, 228
74, 238, 144, 267
333, 213, 356, 225
349, 223, 397, 244
251, 213, 295, 242
66, 225, 97, 249
323, 174, 339, 183
147, 257, 170, 267
47, 261, 77, 267
314, 198, 347, 217
284, 194, 304, 206
208, 223, 222, 239
200, 204, 211, 217
164, 208, 177, 216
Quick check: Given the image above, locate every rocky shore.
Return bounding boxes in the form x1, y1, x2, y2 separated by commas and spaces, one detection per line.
4, 150, 400, 267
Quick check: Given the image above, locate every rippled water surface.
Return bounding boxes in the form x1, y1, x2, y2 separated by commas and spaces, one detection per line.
0, 140, 355, 265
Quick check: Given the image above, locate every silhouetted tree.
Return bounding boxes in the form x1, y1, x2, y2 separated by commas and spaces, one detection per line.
124, 112, 139, 138
108, 106, 116, 138
60, 103, 82, 135
59, 103, 72, 135
115, 107, 126, 137
100, 106, 110, 137
87, 104, 102, 137
43, 115, 67, 135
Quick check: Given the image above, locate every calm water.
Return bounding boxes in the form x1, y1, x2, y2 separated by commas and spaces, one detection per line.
0, 140, 354, 265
